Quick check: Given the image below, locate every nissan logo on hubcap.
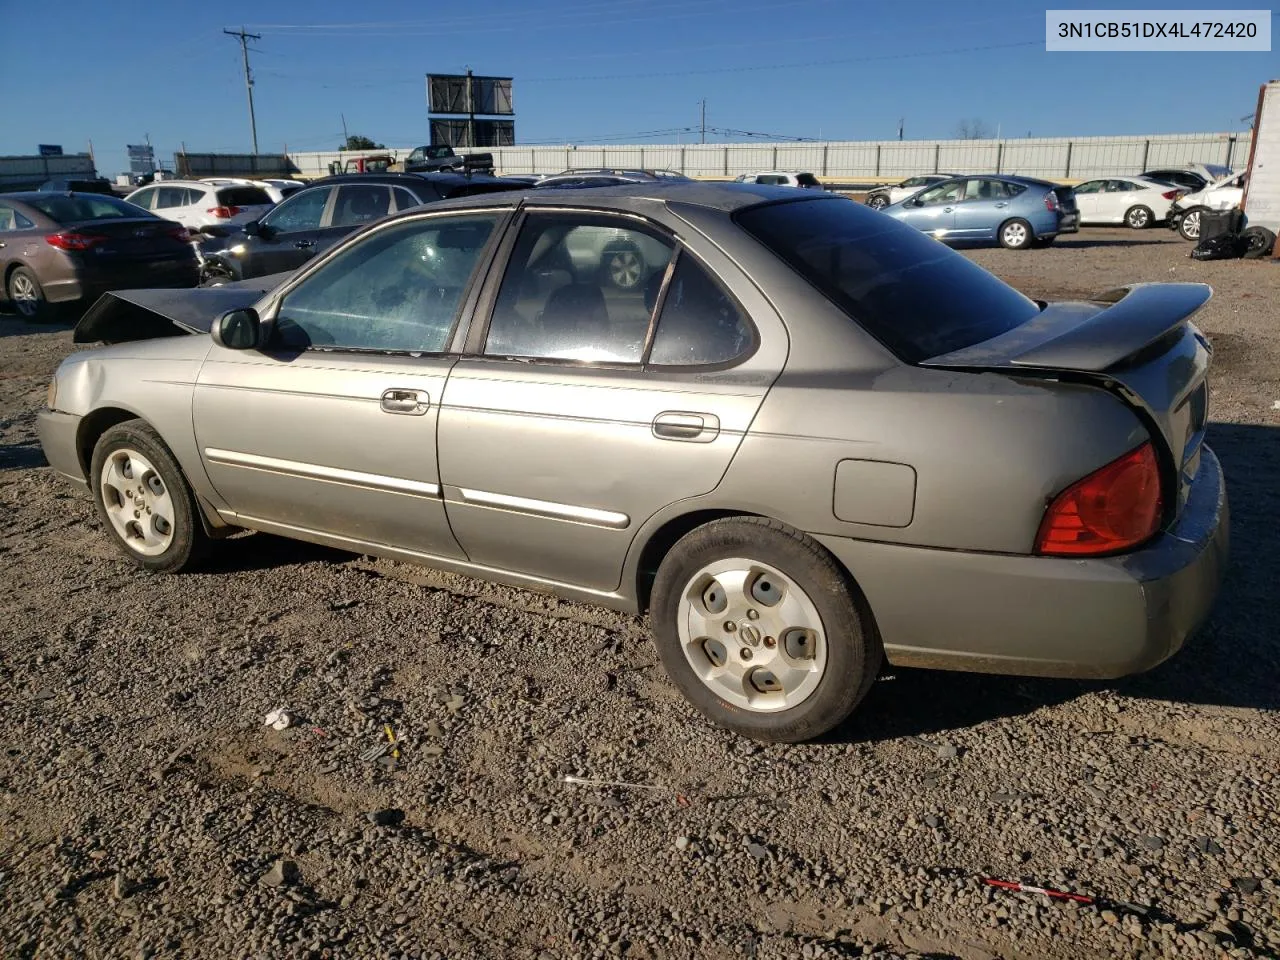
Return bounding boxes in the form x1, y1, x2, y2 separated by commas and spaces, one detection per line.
738, 624, 761, 647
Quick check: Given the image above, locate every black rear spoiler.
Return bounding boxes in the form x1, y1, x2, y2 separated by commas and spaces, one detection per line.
921, 283, 1212, 373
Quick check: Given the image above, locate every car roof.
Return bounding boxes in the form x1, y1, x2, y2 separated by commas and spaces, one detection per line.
386, 179, 832, 216
302, 171, 510, 189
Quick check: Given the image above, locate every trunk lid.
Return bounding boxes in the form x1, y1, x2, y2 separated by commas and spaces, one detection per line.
922, 282, 1213, 516
72, 217, 191, 261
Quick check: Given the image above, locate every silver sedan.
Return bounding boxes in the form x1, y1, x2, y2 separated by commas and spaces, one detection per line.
37, 182, 1228, 742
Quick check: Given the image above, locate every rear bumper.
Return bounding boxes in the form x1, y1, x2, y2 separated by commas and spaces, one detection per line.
44, 261, 200, 305
816, 446, 1228, 679
36, 409, 89, 492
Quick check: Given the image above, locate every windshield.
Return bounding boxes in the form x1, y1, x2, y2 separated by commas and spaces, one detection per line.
735, 197, 1041, 363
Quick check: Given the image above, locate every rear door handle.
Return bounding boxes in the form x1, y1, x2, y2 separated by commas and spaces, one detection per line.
380, 388, 430, 415
295, 239, 316, 249
994, 201, 1008, 208
653, 411, 719, 443
943, 206, 954, 213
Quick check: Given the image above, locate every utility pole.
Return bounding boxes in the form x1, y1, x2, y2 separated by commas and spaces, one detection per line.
341, 113, 349, 149
224, 26, 262, 154
466, 68, 475, 148
898, 118, 904, 141
700, 99, 706, 145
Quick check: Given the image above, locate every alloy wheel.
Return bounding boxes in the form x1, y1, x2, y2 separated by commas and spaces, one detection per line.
607, 250, 643, 290
10, 273, 38, 318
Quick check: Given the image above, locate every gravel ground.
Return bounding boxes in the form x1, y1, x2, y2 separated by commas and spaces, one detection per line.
2, 228, 1278, 960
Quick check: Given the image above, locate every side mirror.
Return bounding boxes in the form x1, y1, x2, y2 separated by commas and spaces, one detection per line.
242, 220, 260, 236
211, 308, 262, 350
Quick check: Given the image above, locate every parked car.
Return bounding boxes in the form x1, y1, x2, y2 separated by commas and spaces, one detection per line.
1070, 176, 1182, 228
881, 174, 1079, 248
38, 182, 1226, 743
732, 171, 822, 189
1140, 163, 1233, 195
199, 177, 305, 204
38, 178, 118, 196
1169, 172, 1248, 240
863, 174, 962, 210
0, 192, 196, 321
198, 172, 524, 285
124, 180, 275, 233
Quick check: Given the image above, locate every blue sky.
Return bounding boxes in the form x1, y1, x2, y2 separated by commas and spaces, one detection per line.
0, 1, 1274, 175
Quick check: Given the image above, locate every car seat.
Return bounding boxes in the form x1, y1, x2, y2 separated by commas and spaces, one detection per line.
539, 283, 611, 343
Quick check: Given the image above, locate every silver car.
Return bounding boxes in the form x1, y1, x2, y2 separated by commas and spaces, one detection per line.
37, 183, 1228, 743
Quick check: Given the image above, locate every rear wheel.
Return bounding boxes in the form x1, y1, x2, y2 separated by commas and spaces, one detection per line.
1178, 207, 1206, 241
90, 420, 209, 573
1124, 205, 1154, 229
601, 245, 645, 291
867, 194, 889, 210
999, 218, 1033, 250
7, 267, 61, 322
650, 517, 881, 743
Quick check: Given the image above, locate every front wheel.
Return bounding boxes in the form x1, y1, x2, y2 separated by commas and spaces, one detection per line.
866, 194, 889, 210
1178, 207, 1206, 241
999, 218, 1034, 250
90, 420, 209, 573
650, 517, 881, 742
1124, 205, 1154, 229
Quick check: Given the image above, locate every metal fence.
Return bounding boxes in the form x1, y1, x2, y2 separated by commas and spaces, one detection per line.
286, 132, 1253, 183
174, 153, 291, 178
0, 153, 96, 190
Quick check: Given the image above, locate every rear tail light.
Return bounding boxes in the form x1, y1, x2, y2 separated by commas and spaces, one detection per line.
207, 205, 240, 219
1035, 441, 1163, 556
1161, 190, 1180, 200
1043, 190, 1060, 212
45, 231, 106, 251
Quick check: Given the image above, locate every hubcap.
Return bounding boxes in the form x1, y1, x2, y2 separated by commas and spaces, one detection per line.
869, 196, 887, 209
99, 448, 176, 557
608, 250, 642, 289
1003, 223, 1027, 246
10, 275, 37, 317
677, 558, 828, 712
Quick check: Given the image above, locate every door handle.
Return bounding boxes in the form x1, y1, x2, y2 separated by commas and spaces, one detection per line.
994, 201, 1008, 208
380, 388, 430, 415
653, 411, 719, 443
943, 207, 954, 213
295, 239, 316, 249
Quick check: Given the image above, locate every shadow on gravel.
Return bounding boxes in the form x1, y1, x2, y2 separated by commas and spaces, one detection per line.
0, 315, 78, 338
1051, 238, 1173, 250
834, 421, 1280, 742
0, 440, 47, 471
203, 532, 356, 573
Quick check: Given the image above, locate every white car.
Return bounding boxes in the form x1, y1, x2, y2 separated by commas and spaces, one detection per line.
1070, 175, 1181, 229
1170, 172, 1248, 240
124, 180, 275, 233
199, 177, 304, 204
732, 171, 823, 189
864, 174, 962, 210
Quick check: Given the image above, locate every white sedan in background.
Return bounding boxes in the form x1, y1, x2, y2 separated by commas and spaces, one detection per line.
1070, 176, 1181, 228
864, 174, 962, 209
732, 171, 823, 189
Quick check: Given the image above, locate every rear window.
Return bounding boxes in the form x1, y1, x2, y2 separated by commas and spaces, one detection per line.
735, 197, 1040, 363
24, 194, 157, 223
217, 186, 272, 207
796, 173, 820, 186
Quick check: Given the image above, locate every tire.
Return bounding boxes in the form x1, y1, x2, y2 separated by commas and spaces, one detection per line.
199, 260, 236, 288
6, 266, 61, 323
1124, 205, 1154, 229
90, 419, 209, 573
1240, 226, 1276, 260
650, 517, 882, 743
1178, 206, 1206, 241
601, 244, 645, 291
867, 194, 889, 210
998, 218, 1034, 250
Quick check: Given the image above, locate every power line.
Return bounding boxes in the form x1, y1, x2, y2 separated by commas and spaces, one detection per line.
223, 26, 263, 153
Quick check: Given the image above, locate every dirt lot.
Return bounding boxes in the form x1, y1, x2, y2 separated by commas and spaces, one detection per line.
2, 228, 1278, 960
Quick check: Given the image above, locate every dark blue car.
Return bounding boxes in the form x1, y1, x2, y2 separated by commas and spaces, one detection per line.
881, 174, 1079, 249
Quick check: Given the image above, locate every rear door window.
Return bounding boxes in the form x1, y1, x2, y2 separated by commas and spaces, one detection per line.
155, 187, 188, 209
392, 187, 424, 212
646, 254, 753, 367
330, 184, 394, 227
736, 197, 1040, 363
128, 188, 157, 210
